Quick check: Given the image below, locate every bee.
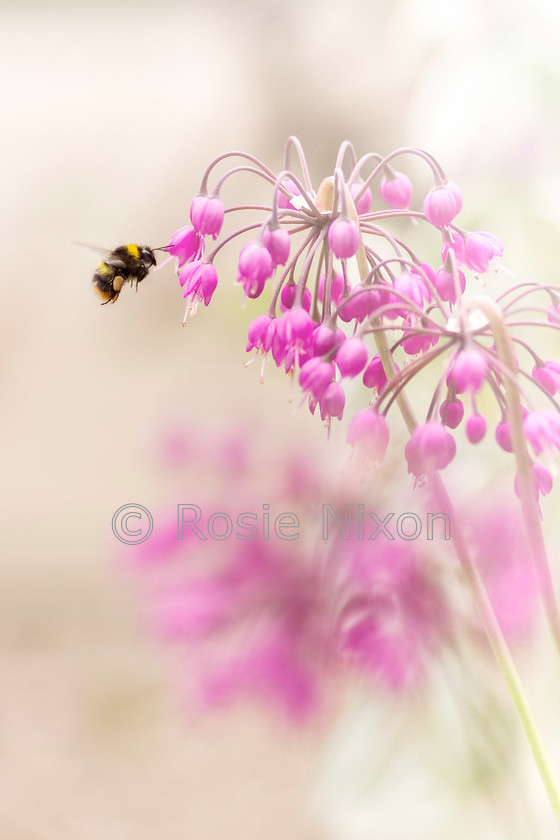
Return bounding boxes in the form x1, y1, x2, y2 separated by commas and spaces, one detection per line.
88, 243, 159, 304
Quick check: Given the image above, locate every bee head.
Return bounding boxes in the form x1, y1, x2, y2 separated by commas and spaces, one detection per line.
141, 247, 157, 267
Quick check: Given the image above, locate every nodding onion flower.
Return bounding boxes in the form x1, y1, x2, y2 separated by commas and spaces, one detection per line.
163, 137, 560, 494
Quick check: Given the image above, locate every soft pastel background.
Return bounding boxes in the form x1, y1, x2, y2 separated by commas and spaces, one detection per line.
3, 0, 560, 837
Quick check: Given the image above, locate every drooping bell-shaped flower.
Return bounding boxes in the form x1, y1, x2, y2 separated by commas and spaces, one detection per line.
405, 423, 456, 478
328, 219, 361, 259
466, 414, 487, 444
190, 195, 225, 239
350, 182, 373, 215
319, 381, 346, 422
263, 226, 290, 266
299, 357, 335, 401
379, 171, 412, 210
347, 409, 390, 464
463, 231, 503, 273
237, 242, 274, 299
451, 348, 488, 394
165, 226, 201, 267
335, 337, 368, 378
423, 184, 461, 228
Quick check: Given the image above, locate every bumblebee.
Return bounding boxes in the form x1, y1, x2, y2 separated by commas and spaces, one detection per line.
91, 243, 158, 304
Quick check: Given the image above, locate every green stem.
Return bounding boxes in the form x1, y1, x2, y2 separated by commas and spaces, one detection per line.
347, 200, 560, 822
467, 295, 560, 655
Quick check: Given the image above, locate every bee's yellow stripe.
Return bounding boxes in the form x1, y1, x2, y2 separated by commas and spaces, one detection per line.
97, 261, 113, 276
126, 243, 140, 259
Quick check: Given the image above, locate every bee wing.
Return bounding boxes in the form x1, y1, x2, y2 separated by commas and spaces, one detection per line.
75, 242, 128, 271
73, 240, 113, 256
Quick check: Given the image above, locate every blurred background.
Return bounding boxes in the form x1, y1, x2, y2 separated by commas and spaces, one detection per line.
3, 0, 560, 837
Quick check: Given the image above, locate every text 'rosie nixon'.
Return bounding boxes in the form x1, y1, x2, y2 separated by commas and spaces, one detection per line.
177, 504, 451, 542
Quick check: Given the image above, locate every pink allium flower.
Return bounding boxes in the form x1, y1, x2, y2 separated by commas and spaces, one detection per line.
435, 266, 466, 304
237, 242, 274, 298
246, 314, 277, 354
451, 348, 488, 394
179, 261, 218, 307
532, 361, 560, 395
362, 355, 389, 391
319, 381, 345, 421
441, 231, 466, 265
335, 337, 368, 378
299, 357, 335, 401
423, 184, 461, 227
346, 409, 389, 464
466, 414, 487, 444
350, 181, 373, 215
165, 225, 201, 267
405, 423, 456, 478
263, 226, 290, 266
338, 284, 383, 323
523, 410, 560, 456
328, 219, 361, 258
312, 323, 344, 357
317, 271, 345, 305
463, 231, 503, 273
379, 171, 412, 210
447, 181, 463, 214
279, 283, 311, 313
335, 542, 448, 690
439, 398, 464, 429
495, 421, 513, 452
190, 195, 225, 239
277, 177, 301, 209
393, 271, 425, 315
465, 497, 537, 640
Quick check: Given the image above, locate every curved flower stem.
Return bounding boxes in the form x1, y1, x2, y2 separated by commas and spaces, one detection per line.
348, 197, 560, 822
467, 295, 560, 655
431, 473, 560, 824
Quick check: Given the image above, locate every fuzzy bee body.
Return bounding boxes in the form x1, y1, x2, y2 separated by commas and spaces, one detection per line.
92, 243, 157, 304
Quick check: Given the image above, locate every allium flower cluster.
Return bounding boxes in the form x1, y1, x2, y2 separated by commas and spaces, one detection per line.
122, 425, 537, 723
123, 426, 451, 719
163, 138, 560, 495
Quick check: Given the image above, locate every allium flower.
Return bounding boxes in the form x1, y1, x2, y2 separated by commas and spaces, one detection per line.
335, 337, 368, 378
237, 242, 274, 298
362, 355, 390, 392
349, 181, 373, 215
532, 361, 560, 395
405, 423, 456, 479
299, 357, 335, 401
263, 225, 290, 266
190, 195, 225, 239
439, 398, 464, 429
161, 137, 560, 490
328, 218, 361, 258
338, 542, 449, 690
463, 231, 503, 273
164, 225, 201, 267
179, 260, 218, 320
379, 170, 412, 210
450, 348, 488, 394
347, 409, 389, 464
466, 414, 487, 444
423, 183, 461, 227
319, 381, 345, 422
464, 496, 538, 640
523, 410, 560, 456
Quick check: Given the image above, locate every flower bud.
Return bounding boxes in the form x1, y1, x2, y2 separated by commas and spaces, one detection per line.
379, 171, 412, 210
328, 219, 361, 258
